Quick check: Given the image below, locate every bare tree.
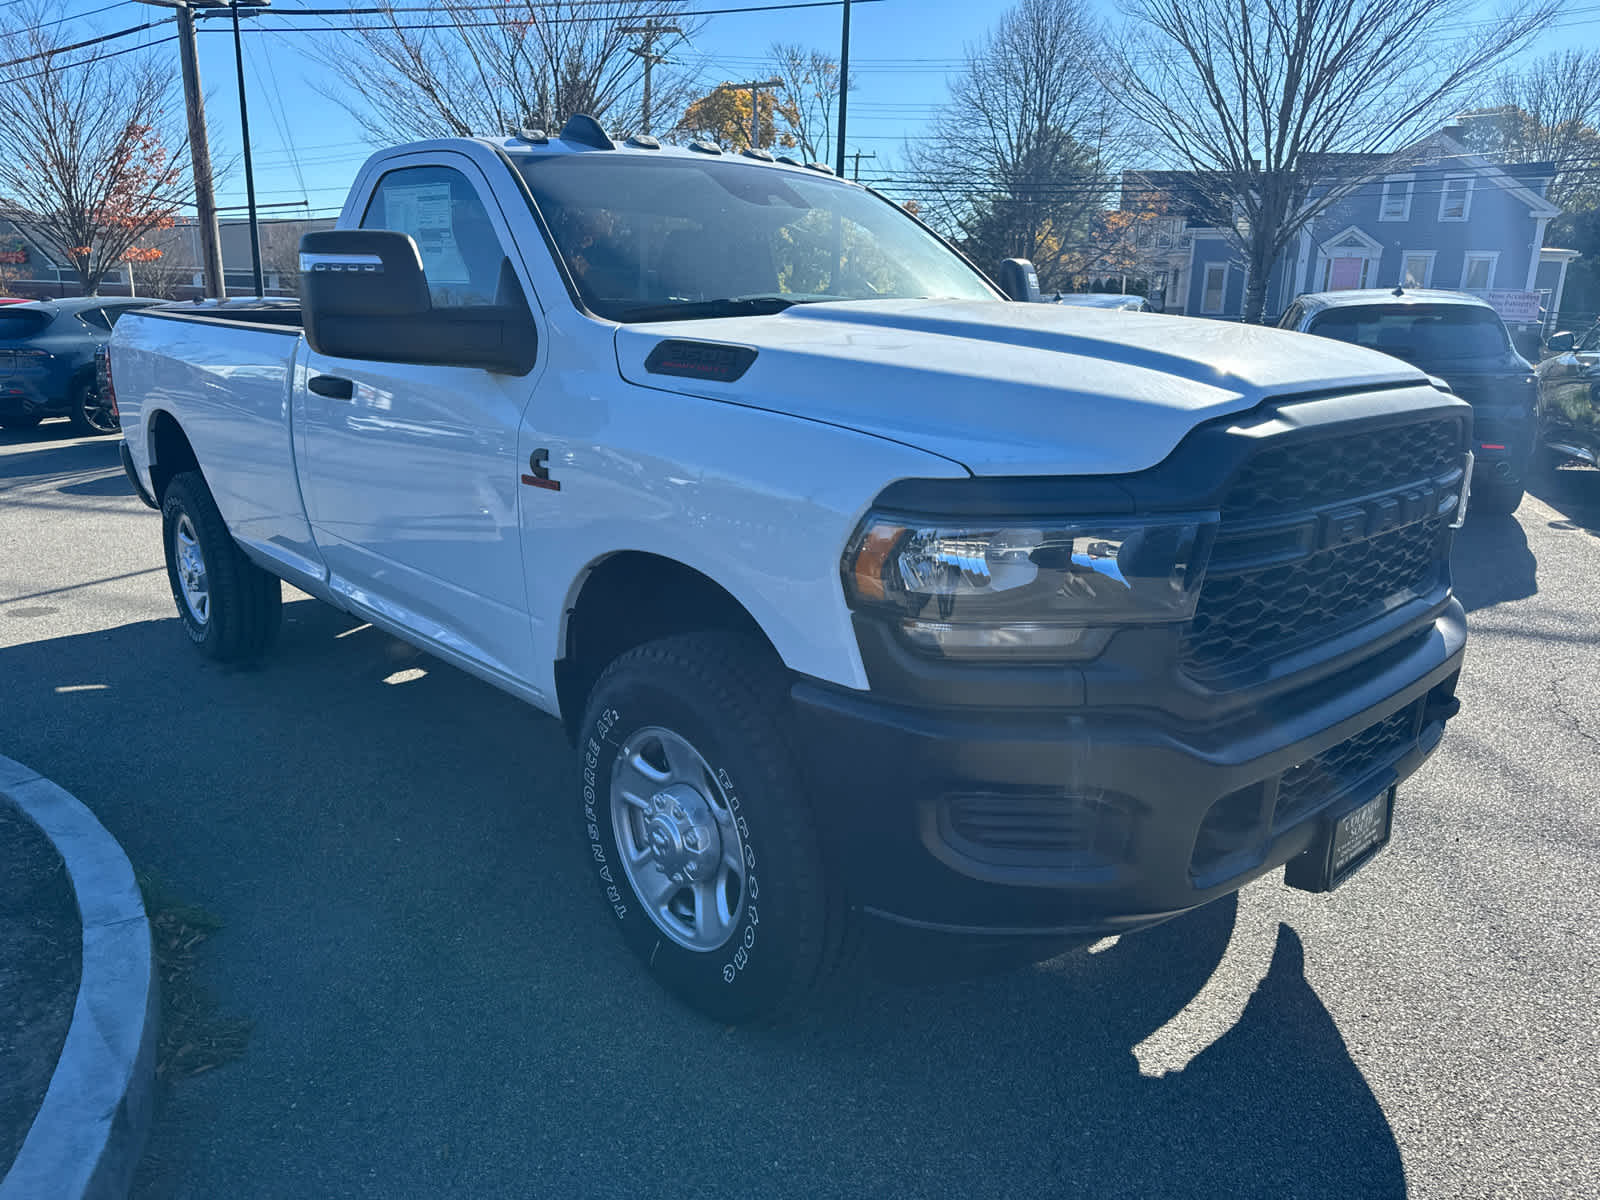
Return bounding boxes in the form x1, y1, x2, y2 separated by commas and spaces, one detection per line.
901, 0, 1128, 293
308, 0, 702, 142
129, 251, 195, 301
1462, 51, 1600, 209
0, 14, 190, 295
770, 43, 845, 165
1108, 0, 1556, 322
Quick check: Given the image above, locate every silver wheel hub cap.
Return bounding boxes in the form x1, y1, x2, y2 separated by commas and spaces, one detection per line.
611, 727, 748, 952
174, 515, 209, 625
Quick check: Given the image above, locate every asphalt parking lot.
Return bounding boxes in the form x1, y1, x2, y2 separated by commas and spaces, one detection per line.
2, 422, 1597, 1200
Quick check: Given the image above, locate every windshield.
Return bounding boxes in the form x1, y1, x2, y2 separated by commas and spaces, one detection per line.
516, 153, 998, 322
1307, 305, 1511, 363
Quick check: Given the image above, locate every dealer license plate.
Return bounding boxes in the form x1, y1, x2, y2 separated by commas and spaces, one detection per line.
1284, 786, 1395, 893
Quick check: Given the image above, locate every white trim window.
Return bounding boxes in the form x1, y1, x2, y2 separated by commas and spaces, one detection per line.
1439, 176, 1474, 222
1379, 175, 1415, 222
1402, 251, 1435, 289
1201, 263, 1228, 314
1461, 251, 1498, 291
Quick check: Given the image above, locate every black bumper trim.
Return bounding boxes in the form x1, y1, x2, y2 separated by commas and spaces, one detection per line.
792, 600, 1466, 938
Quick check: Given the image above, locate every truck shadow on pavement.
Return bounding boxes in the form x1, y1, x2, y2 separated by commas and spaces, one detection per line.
1, 602, 1404, 1200
1453, 513, 1537, 612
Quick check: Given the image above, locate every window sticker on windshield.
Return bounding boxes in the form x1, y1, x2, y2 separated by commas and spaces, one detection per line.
385, 182, 471, 285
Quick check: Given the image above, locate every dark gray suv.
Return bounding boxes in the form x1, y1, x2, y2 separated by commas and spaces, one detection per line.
1280, 288, 1536, 515
0, 297, 161, 435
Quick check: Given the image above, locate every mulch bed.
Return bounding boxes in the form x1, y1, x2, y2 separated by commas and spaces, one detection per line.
0, 801, 82, 1175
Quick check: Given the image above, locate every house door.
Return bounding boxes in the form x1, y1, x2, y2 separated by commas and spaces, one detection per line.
1328, 256, 1366, 290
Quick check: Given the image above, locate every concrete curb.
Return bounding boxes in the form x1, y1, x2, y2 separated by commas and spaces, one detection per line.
0, 756, 157, 1200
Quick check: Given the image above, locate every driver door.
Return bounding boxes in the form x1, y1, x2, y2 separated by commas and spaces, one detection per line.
296, 157, 541, 685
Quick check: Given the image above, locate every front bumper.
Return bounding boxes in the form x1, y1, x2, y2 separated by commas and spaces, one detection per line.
791, 600, 1466, 938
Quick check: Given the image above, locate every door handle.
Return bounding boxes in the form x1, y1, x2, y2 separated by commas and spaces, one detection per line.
309, 374, 354, 400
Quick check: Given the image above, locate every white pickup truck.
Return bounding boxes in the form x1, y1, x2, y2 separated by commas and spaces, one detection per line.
112, 116, 1470, 1022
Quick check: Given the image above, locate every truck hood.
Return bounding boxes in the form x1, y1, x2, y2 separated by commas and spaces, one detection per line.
613, 299, 1429, 476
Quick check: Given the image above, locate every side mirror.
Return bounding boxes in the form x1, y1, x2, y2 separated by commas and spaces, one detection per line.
299, 229, 537, 375
995, 258, 1041, 303
1546, 330, 1576, 354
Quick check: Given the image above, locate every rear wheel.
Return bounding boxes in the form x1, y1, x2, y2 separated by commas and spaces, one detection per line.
578, 633, 851, 1024
161, 471, 282, 661
0, 415, 43, 431
67, 377, 118, 435
1471, 479, 1525, 516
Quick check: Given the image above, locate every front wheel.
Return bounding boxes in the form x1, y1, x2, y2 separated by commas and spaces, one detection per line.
578, 633, 850, 1024
161, 471, 282, 661
67, 378, 118, 435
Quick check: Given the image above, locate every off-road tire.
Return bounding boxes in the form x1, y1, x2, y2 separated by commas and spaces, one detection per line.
161, 470, 282, 662
578, 633, 853, 1024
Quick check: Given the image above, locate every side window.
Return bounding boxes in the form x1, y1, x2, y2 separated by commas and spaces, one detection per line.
77, 307, 112, 332
1279, 302, 1303, 330
361, 164, 512, 308
1579, 324, 1600, 353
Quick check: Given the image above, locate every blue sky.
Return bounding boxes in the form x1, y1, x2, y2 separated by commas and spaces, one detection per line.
11, 0, 1595, 219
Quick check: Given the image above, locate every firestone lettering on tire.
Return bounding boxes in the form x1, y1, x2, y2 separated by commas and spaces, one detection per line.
584, 710, 627, 919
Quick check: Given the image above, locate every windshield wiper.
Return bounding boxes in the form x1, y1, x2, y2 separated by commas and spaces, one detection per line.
613, 296, 804, 323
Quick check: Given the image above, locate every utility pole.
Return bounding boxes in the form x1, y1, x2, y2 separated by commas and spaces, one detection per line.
717, 78, 782, 150
848, 149, 876, 182
621, 21, 680, 136
136, 0, 223, 298
834, 0, 851, 178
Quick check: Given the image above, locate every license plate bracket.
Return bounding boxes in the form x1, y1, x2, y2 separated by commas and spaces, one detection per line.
1284, 785, 1395, 893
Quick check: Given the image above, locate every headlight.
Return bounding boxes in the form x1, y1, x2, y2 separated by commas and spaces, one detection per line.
843, 514, 1217, 661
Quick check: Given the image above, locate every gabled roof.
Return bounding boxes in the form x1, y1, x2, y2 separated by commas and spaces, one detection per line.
1123, 127, 1563, 222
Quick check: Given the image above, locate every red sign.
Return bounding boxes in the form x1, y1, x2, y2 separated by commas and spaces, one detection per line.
0, 250, 26, 265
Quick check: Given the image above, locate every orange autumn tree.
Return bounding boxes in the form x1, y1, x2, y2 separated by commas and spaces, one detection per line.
674, 84, 799, 151
0, 21, 190, 295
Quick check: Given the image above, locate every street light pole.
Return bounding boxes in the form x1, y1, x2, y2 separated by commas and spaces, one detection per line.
226, 0, 265, 296
835, 0, 851, 178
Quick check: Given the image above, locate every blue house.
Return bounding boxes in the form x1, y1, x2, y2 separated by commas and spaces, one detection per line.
1125, 129, 1574, 327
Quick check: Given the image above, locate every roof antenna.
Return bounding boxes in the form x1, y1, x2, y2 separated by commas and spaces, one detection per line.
1393, 285, 1405, 296
559, 114, 615, 150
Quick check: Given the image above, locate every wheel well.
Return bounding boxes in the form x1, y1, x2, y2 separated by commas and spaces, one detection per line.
146, 410, 199, 503
555, 552, 777, 739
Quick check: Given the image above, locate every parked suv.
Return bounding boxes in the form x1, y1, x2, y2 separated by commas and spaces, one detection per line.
1280, 289, 1536, 514
0, 297, 161, 434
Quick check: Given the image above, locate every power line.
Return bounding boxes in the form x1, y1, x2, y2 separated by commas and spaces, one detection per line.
0, 30, 172, 84
194, 0, 883, 26
0, 15, 171, 72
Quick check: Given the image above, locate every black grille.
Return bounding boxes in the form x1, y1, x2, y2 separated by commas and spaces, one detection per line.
1222, 419, 1460, 518
1184, 518, 1445, 677
940, 791, 1135, 869
1273, 704, 1419, 827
